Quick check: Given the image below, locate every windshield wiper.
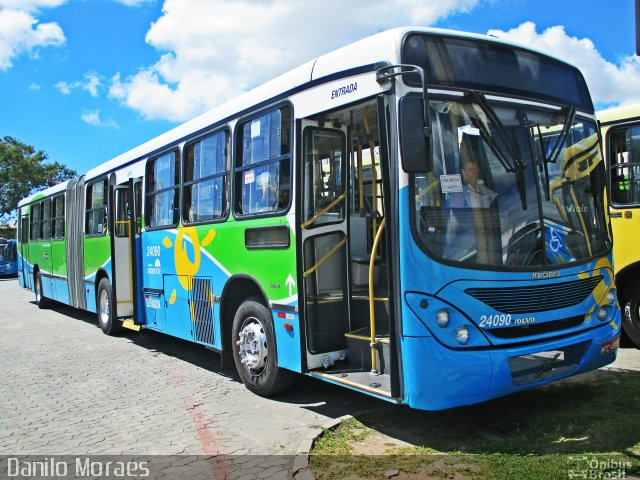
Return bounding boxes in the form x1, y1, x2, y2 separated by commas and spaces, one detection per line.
547, 106, 576, 164
535, 124, 552, 201
465, 90, 528, 210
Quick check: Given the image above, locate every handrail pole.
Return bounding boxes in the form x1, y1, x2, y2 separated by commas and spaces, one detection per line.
369, 218, 386, 375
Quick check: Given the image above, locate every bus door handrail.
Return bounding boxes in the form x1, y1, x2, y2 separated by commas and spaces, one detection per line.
300, 190, 347, 229
303, 236, 347, 279
369, 217, 386, 375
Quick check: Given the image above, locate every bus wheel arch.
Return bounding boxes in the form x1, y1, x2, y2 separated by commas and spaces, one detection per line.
616, 263, 640, 348
230, 297, 296, 396
220, 276, 296, 394
95, 271, 121, 335
33, 266, 49, 309
219, 276, 268, 367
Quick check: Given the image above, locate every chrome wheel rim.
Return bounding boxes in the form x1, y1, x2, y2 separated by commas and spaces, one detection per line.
237, 316, 268, 376
35, 277, 41, 302
99, 289, 110, 326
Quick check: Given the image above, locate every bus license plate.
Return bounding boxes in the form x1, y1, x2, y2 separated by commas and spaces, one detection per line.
600, 337, 620, 355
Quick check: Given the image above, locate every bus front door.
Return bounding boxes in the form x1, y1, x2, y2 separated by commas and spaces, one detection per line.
300, 121, 350, 368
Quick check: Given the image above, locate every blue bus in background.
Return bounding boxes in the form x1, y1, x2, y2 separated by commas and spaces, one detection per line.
0, 239, 18, 277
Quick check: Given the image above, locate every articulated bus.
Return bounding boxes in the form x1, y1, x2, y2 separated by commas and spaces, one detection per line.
598, 104, 640, 347
17, 28, 621, 410
0, 239, 17, 277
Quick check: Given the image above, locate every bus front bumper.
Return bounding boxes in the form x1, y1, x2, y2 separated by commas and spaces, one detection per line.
401, 318, 621, 411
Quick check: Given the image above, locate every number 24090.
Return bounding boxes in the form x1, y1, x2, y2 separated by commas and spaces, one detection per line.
479, 314, 511, 328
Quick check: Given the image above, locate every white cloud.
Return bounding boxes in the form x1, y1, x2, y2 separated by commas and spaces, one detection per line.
0, 2, 66, 70
109, 0, 479, 121
0, 0, 66, 13
55, 80, 73, 94
81, 109, 118, 128
55, 72, 103, 97
28, 82, 41, 90
115, 0, 156, 6
83, 72, 101, 97
487, 22, 640, 108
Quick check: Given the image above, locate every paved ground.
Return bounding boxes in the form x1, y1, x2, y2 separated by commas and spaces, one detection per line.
0, 277, 638, 479
0, 278, 389, 478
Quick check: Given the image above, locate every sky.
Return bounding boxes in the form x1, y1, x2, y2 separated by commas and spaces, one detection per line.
0, 0, 638, 176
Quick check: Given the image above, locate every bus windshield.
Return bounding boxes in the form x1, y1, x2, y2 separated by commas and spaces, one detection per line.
413, 98, 610, 268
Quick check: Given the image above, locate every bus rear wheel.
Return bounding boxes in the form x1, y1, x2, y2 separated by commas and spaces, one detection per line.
34, 271, 49, 309
231, 299, 296, 396
622, 284, 640, 348
97, 278, 122, 335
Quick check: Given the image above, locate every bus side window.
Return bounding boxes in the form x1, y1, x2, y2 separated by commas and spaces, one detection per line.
146, 151, 180, 228
235, 106, 291, 216
609, 125, 640, 205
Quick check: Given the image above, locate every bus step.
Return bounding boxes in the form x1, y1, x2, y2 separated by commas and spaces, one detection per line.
309, 369, 393, 399
344, 327, 391, 375
121, 319, 141, 332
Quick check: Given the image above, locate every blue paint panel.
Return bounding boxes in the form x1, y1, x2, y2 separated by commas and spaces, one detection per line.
272, 309, 302, 373
143, 291, 165, 331
85, 281, 97, 313
164, 274, 192, 341
42, 273, 56, 299
51, 277, 70, 305
141, 231, 175, 290
212, 302, 222, 350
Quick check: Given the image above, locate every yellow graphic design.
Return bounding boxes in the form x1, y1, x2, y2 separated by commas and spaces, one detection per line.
163, 227, 216, 324
578, 257, 617, 329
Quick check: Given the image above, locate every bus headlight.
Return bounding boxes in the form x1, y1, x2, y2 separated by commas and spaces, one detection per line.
605, 289, 616, 305
456, 326, 470, 345
596, 307, 608, 321
436, 309, 450, 328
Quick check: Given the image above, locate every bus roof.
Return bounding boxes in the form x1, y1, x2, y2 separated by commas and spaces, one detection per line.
18, 180, 69, 208
19, 26, 579, 207
597, 103, 640, 125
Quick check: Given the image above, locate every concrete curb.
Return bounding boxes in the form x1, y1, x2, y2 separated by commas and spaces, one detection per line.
293, 414, 352, 480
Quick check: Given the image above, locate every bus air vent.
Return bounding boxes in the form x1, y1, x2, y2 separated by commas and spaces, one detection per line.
465, 275, 603, 314
190, 277, 215, 346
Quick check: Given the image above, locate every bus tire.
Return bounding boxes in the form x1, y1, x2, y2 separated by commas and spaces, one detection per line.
34, 271, 50, 309
97, 278, 122, 335
622, 284, 640, 348
231, 299, 296, 396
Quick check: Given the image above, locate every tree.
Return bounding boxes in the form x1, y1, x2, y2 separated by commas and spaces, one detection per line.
0, 136, 76, 221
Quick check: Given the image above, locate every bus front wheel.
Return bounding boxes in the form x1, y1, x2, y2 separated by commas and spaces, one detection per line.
34, 271, 49, 309
622, 284, 640, 348
231, 299, 296, 396
97, 278, 122, 335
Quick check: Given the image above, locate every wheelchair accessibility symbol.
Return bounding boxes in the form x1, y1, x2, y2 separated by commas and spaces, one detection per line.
549, 228, 564, 253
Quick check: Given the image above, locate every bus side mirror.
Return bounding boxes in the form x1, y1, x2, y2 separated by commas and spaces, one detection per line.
399, 95, 432, 173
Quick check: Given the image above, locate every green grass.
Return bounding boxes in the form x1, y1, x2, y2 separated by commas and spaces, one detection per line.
310, 372, 640, 480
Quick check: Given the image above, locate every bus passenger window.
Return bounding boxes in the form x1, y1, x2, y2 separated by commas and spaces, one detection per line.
86, 179, 109, 236
183, 130, 229, 224
235, 106, 291, 215
146, 151, 179, 228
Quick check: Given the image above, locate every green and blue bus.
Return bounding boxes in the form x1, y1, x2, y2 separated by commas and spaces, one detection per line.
17, 27, 621, 410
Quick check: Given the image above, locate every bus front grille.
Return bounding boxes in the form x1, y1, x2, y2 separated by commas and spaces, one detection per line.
465, 275, 603, 314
